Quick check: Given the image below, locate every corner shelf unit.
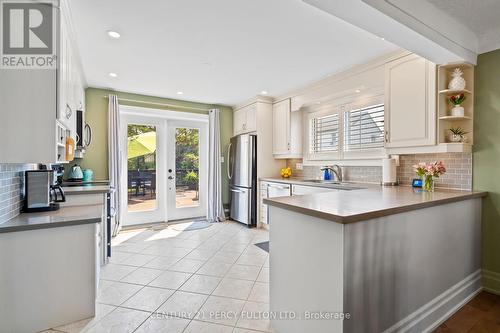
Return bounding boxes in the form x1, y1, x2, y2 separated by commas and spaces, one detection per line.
437, 62, 474, 150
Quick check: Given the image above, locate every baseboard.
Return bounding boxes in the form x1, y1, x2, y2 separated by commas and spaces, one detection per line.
482, 269, 500, 295
382, 269, 482, 333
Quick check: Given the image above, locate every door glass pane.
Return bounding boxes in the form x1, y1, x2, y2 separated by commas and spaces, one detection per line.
175, 128, 199, 208
127, 124, 157, 212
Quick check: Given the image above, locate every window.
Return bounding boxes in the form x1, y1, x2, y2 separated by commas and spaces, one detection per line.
344, 104, 384, 151
310, 113, 339, 154
305, 97, 385, 163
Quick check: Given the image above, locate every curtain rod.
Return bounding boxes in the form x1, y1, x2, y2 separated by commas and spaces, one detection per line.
103, 96, 211, 112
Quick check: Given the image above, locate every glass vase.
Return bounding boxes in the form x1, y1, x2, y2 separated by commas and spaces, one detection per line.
422, 175, 435, 192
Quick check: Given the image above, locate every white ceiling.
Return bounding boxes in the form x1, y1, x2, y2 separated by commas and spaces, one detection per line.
426, 0, 500, 53
69, 0, 397, 106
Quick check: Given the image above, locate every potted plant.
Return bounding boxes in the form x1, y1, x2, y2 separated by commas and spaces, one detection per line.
449, 93, 466, 117
413, 161, 446, 192
448, 127, 468, 143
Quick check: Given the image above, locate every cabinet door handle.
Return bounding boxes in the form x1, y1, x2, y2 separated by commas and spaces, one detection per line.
65, 103, 72, 120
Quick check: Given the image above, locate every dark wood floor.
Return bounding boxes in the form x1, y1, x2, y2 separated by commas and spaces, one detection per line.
434, 291, 500, 332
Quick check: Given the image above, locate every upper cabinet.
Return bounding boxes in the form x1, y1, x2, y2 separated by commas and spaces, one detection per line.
0, 2, 85, 164
272, 99, 302, 159
57, 9, 85, 139
384, 54, 437, 148
272, 100, 290, 155
233, 103, 257, 135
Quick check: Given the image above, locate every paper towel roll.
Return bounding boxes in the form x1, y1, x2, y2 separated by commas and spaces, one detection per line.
382, 158, 397, 185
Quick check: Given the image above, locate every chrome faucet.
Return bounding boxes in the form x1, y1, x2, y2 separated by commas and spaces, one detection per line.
320, 165, 343, 182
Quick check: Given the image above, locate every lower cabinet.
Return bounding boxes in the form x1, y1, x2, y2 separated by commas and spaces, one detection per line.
60, 192, 110, 267
259, 181, 338, 225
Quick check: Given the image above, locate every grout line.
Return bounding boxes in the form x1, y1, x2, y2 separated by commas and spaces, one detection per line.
91, 221, 270, 332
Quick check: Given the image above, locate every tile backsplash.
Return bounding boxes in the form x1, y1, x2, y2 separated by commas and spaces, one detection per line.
287, 152, 472, 190
397, 153, 472, 190
0, 163, 37, 223
286, 159, 382, 183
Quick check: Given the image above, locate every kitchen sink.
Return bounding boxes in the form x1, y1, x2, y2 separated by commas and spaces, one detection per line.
302, 179, 342, 184
299, 179, 365, 190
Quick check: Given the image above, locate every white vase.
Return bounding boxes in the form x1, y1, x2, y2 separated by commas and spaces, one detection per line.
451, 105, 465, 117
448, 68, 466, 90
448, 134, 463, 143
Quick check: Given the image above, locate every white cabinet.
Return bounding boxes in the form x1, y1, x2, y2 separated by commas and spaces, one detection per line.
57, 11, 84, 140
245, 104, 256, 133
233, 108, 246, 135
56, 3, 86, 162
272, 100, 290, 155
233, 103, 257, 135
385, 54, 436, 148
272, 99, 302, 158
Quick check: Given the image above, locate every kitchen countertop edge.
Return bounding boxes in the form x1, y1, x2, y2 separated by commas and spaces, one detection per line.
62, 185, 114, 195
0, 217, 101, 233
0, 205, 103, 234
264, 189, 487, 224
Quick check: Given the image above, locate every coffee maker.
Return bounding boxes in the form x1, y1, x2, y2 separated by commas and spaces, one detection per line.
24, 169, 66, 212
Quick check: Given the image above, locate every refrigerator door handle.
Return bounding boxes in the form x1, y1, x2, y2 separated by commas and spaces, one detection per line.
227, 142, 232, 180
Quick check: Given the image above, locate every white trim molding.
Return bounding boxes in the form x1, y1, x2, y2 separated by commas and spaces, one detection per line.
120, 105, 209, 122
482, 269, 500, 296
383, 269, 482, 333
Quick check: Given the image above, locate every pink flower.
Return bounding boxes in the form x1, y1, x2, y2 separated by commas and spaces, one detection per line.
414, 161, 446, 178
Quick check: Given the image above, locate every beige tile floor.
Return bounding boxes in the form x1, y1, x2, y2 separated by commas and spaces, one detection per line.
49, 221, 271, 333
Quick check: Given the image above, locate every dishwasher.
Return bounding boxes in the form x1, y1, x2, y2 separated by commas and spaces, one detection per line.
264, 182, 291, 224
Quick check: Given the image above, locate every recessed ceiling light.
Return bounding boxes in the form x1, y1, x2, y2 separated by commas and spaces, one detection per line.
108, 72, 118, 78
380, 37, 385, 41
107, 30, 121, 39
261, 91, 268, 95
355, 89, 361, 93
177, 91, 184, 95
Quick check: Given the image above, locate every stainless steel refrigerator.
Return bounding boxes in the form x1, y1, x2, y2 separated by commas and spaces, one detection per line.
227, 134, 257, 227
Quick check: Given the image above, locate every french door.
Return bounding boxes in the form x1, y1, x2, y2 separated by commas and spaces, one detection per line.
121, 111, 208, 226
167, 120, 207, 221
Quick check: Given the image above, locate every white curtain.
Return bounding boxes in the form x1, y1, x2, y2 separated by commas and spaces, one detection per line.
108, 94, 122, 236
207, 109, 226, 222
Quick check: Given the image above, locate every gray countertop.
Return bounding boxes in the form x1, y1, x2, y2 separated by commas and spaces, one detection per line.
260, 177, 375, 190
0, 205, 102, 233
62, 185, 113, 195
264, 184, 487, 223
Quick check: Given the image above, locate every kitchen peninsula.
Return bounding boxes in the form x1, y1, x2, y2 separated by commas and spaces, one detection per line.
264, 186, 487, 333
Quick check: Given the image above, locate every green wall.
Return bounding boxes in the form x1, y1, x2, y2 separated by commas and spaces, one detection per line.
473, 49, 500, 293
68, 87, 233, 204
